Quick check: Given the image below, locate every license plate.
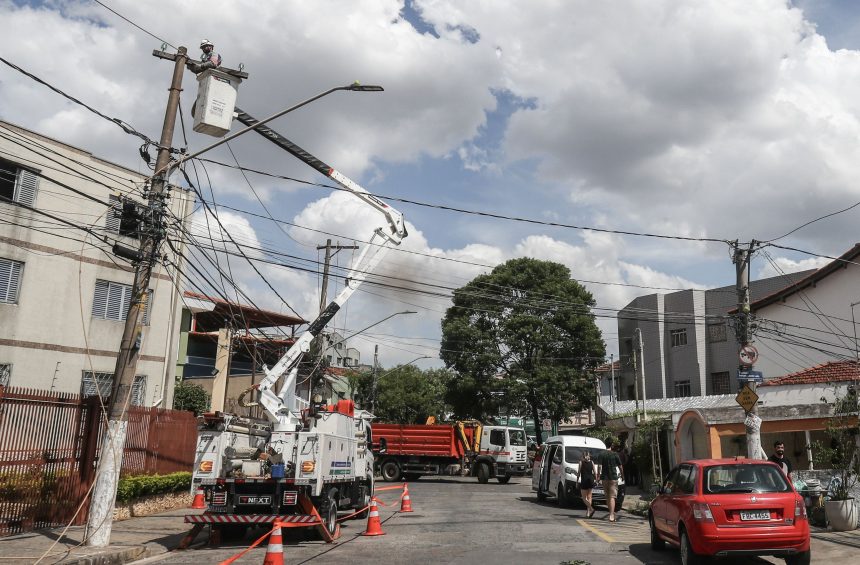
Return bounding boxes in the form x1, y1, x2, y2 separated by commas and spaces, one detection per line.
238, 495, 271, 505
740, 510, 770, 521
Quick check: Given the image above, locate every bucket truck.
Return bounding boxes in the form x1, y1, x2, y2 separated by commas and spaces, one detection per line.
186, 105, 406, 540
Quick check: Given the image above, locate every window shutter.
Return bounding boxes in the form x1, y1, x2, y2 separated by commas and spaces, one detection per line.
14, 168, 38, 207
131, 375, 147, 406
0, 258, 23, 303
92, 279, 109, 318
106, 195, 121, 233
142, 290, 153, 325
106, 282, 124, 320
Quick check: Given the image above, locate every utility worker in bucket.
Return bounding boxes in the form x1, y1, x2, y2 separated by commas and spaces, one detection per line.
198, 38, 221, 69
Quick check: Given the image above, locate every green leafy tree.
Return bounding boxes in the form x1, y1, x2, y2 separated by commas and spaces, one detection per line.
172, 381, 210, 415
441, 258, 605, 442
350, 365, 452, 423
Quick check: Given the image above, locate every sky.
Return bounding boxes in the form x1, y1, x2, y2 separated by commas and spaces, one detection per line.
2, 0, 860, 369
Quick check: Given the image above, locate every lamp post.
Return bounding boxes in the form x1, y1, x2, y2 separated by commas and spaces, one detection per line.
328, 310, 417, 351
851, 300, 860, 361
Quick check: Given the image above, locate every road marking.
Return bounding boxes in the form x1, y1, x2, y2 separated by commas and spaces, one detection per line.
576, 519, 615, 543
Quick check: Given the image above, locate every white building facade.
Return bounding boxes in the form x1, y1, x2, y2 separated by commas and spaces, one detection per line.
0, 121, 193, 407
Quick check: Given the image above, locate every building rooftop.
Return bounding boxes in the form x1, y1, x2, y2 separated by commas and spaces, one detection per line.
184, 291, 306, 330
747, 244, 860, 312
759, 360, 860, 387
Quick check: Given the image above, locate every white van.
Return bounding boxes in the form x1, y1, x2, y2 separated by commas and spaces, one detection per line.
531, 435, 626, 508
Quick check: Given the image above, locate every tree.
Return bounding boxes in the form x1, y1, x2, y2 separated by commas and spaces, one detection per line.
172, 381, 210, 415
440, 258, 605, 442
349, 365, 452, 424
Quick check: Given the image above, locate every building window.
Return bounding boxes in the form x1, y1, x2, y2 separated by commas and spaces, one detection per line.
92, 279, 151, 324
0, 364, 10, 387
0, 257, 24, 304
670, 328, 688, 347
675, 380, 691, 397
708, 323, 727, 342
0, 159, 39, 207
81, 372, 146, 405
711, 371, 730, 395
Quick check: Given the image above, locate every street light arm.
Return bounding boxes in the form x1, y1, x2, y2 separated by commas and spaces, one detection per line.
327, 311, 417, 350
158, 83, 382, 176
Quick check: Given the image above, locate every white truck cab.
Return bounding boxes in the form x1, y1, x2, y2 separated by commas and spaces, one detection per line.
474, 426, 530, 484
531, 435, 625, 508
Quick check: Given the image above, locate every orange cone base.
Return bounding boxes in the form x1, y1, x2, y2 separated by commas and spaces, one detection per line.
399, 496, 414, 512
262, 524, 284, 565
362, 501, 385, 536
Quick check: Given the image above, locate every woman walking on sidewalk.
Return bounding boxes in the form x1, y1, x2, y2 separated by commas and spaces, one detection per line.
579, 450, 596, 518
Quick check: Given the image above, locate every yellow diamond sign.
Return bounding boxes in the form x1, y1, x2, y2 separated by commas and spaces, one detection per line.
736, 384, 759, 412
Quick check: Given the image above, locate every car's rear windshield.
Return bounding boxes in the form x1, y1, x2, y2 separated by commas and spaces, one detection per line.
704, 464, 792, 494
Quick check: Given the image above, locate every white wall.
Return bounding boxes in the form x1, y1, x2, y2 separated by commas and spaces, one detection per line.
753, 262, 860, 379
0, 122, 193, 406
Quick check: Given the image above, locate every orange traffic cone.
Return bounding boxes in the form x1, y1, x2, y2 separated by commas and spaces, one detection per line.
191, 486, 205, 509
399, 484, 414, 513
361, 498, 385, 536
262, 523, 284, 565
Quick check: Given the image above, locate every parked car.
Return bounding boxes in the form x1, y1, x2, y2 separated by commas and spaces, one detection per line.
531, 435, 625, 508
649, 458, 811, 565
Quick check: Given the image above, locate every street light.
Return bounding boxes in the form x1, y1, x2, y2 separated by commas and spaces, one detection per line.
159, 82, 384, 176
329, 310, 417, 350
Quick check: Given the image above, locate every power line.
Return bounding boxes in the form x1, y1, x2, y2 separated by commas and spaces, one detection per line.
91, 0, 177, 51
762, 197, 860, 243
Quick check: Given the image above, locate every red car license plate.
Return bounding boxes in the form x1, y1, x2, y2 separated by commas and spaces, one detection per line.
740, 510, 770, 521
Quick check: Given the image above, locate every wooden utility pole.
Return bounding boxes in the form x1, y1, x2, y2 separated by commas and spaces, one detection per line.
86, 47, 188, 547
210, 326, 235, 412
635, 327, 647, 419
316, 240, 358, 313
733, 240, 764, 460
370, 344, 379, 412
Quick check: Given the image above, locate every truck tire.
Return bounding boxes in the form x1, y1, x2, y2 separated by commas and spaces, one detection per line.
355, 475, 373, 519
477, 462, 490, 484
498, 474, 512, 484
380, 458, 402, 482
319, 488, 338, 537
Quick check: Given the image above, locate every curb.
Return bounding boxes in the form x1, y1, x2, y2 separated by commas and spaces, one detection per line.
57, 545, 150, 565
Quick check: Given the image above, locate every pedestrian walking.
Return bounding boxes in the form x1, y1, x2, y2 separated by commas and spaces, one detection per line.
579, 450, 596, 518
596, 441, 624, 522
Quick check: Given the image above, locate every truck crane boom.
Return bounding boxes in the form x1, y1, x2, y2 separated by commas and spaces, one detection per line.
232, 107, 407, 427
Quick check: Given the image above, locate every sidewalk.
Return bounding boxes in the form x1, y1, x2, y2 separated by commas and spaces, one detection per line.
0, 509, 191, 565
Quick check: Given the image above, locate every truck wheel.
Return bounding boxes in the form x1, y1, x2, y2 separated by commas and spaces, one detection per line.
380, 459, 402, 482
319, 488, 338, 537
498, 474, 512, 484
477, 462, 490, 484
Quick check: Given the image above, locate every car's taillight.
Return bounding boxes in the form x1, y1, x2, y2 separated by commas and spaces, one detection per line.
795, 498, 807, 520
692, 502, 714, 522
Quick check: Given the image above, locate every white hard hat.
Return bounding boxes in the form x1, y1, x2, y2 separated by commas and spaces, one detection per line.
200, 39, 213, 48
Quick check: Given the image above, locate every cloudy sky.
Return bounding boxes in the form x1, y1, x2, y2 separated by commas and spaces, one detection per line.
2, 0, 859, 368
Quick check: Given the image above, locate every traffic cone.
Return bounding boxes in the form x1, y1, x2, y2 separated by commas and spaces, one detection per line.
191, 486, 205, 509
262, 523, 284, 565
399, 484, 414, 513
361, 498, 385, 536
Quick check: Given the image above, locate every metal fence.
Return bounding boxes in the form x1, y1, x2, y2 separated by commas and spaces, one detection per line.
0, 386, 197, 536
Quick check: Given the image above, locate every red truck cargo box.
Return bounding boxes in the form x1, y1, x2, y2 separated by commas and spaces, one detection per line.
371, 424, 474, 459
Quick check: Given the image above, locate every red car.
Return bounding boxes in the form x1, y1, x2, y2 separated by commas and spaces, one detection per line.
649, 458, 810, 565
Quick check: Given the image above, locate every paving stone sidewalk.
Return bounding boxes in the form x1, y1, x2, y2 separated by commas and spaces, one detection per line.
0, 509, 190, 565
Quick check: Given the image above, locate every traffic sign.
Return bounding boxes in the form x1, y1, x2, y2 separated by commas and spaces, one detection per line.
739, 344, 759, 366
735, 384, 759, 412
738, 369, 764, 383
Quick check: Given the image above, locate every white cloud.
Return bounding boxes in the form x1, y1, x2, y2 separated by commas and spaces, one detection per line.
756, 255, 829, 279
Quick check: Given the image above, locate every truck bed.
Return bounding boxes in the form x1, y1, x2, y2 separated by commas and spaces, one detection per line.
371, 424, 473, 459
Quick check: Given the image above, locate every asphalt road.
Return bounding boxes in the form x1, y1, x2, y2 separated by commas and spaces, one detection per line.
137, 476, 776, 565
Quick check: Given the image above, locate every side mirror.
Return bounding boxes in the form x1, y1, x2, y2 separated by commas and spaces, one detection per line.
379, 437, 388, 454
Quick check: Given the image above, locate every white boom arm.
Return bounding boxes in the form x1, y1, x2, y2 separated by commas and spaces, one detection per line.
233, 108, 406, 425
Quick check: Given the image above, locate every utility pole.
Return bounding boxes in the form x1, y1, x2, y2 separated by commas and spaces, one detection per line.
635, 327, 647, 419
633, 347, 640, 415
316, 240, 359, 313
610, 353, 616, 416
733, 240, 763, 460
87, 47, 188, 547
370, 344, 379, 412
